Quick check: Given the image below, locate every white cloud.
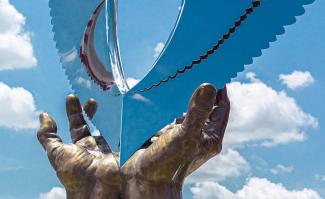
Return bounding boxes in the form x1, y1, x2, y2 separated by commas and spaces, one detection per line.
191, 181, 235, 199
245, 72, 260, 83
186, 149, 250, 183
154, 42, 165, 59
126, 77, 140, 89
271, 164, 294, 175
0, 0, 37, 70
0, 82, 39, 130
279, 70, 315, 90
191, 178, 322, 199
76, 77, 91, 89
38, 187, 66, 199
225, 74, 318, 147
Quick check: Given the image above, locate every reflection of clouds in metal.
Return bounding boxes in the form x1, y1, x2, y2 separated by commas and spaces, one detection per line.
79, 0, 260, 97
126, 77, 140, 89
131, 94, 152, 104
50, 0, 124, 151
80, 0, 115, 91
49, 0, 316, 163
120, 0, 317, 164
80, 0, 260, 96
80, 0, 260, 97
60, 47, 78, 63
75, 77, 91, 89
154, 42, 165, 59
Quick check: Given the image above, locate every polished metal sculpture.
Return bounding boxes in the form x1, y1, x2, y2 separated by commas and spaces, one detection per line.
38, 84, 229, 198
49, 0, 315, 164
42, 0, 316, 197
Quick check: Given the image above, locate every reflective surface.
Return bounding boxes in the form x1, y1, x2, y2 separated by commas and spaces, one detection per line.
50, 0, 124, 151
49, 0, 315, 164
117, 0, 181, 79
121, 0, 315, 164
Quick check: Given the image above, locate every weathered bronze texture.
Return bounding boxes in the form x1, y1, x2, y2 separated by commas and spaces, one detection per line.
37, 83, 230, 199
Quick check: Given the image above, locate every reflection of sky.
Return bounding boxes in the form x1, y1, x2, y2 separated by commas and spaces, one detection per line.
0, 0, 324, 198
50, 0, 123, 150
121, 0, 316, 164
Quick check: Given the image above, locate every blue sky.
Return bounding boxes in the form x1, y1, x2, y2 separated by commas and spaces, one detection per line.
0, 0, 324, 198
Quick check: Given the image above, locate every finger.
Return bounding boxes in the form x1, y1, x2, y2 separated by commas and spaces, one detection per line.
215, 86, 230, 108
93, 136, 112, 154
37, 113, 62, 152
182, 83, 217, 135
208, 86, 230, 141
83, 98, 98, 119
211, 86, 230, 121
66, 94, 91, 143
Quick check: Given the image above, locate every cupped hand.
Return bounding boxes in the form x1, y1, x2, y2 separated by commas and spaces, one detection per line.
122, 83, 230, 186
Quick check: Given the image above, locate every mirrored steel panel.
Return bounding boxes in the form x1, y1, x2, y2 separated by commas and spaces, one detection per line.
49, 0, 315, 164
120, 0, 315, 164
50, 0, 126, 150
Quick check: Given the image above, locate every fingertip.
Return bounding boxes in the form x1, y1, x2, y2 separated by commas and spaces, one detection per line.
216, 86, 230, 106
38, 112, 57, 139
84, 98, 98, 111
39, 112, 53, 125
66, 94, 82, 116
198, 83, 217, 100
199, 83, 217, 94
89, 99, 98, 110
66, 93, 77, 99
66, 94, 78, 106
66, 94, 79, 105
220, 86, 228, 99
87, 98, 97, 106
83, 98, 98, 119
39, 112, 47, 122
183, 83, 217, 134
190, 83, 217, 111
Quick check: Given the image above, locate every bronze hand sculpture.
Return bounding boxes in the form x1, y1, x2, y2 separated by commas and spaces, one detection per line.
38, 97, 121, 198
37, 83, 230, 199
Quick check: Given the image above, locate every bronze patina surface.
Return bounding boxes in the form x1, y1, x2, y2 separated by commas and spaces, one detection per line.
37, 83, 230, 199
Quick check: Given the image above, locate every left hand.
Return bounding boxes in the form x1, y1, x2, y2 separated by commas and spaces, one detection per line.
37, 95, 121, 198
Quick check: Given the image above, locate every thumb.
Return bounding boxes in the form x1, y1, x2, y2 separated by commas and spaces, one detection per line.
37, 113, 62, 151
182, 83, 217, 135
